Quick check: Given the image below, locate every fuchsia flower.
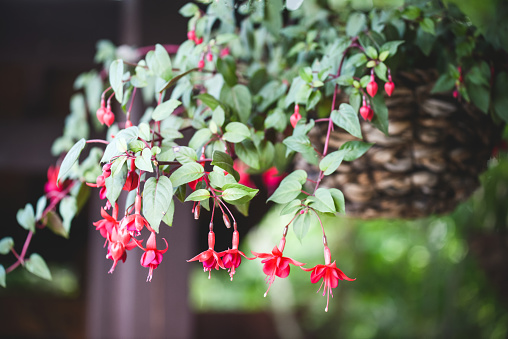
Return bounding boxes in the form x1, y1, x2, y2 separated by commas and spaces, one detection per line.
188, 230, 225, 279
93, 203, 119, 239
219, 230, 253, 281
106, 225, 141, 273
261, 167, 286, 195
301, 245, 355, 312
44, 165, 71, 198
138, 231, 168, 282
233, 160, 257, 189
119, 194, 153, 234
290, 103, 302, 128
252, 236, 305, 297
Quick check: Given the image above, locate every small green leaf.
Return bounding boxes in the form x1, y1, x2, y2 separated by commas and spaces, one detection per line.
109, 59, 124, 103
267, 180, 302, 204
101, 127, 138, 163
307, 188, 336, 213
432, 73, 455, 93
105, 162, 128, 205
212, 106, 225, 127
222, 85, 252, 123
211, 151, 240, 182
346, 12, 367, 37
265, 109, 287, 132
280, 199, 303, 216
170, 162, 205, 187
179, 3, 199, 17
111, 156, 127, 176
0, 237, 14, 255
152, 44, 173, 81
283, 135, 314, 154
293, 211, 311, 242
223, 122, 251, 143
189, 128, 213, 150
379, 50, 389, 62
44, 211, 67, 238
299, 67, 313, 83
217, 56, 238, 87
286, 0, 304, 10
494, 72, 508, 123
58, 138, 86, 183
25, 253, 52, 281
35, 196, 47, 221
152, 99, 182, 121
370, 94, 389, 136
420, 17, 435, 35
365, 46, 378, 60
340, 141, 374, 161
185, 189, 211, 202
138, 122, 151, 141
0, 265, 5, 287
222, 183, 258, 205
195, 93, 222, 110
142, 176, 173, 233
135, 148, 154, 172
329, 188, 345, 214
235, 141, 260, 170
60, 196, 77, 236
174, 146, 197, 164
16, 204, 36, 233
162, 200, 175, 227
374, 62, 388, 82
379, 40, 404, 55
331, 104, 362, 139
319, 150, 346, 175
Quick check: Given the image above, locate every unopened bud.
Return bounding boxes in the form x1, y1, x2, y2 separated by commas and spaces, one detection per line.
194, 203, 201, 220
223, 214, 231, 228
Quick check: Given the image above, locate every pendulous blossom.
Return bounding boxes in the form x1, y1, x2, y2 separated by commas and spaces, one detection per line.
188, 230, 225, 279
219, 230, 253, 281
137, 231, 168, 282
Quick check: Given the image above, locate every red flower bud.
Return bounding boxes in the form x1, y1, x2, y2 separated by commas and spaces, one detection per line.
195, 37, 203, 45
198, 59, 205, 69
206, 52, 213, 62
360, 105, 374, 121
96, 107, 106, 125
103, 108, 115, 127
384, 81, 395, 96
125, 120, 133, 128
366, 80, 378, 97
290, 111, 302, 128
187, 30, 196, 41
96, 175, 105, 187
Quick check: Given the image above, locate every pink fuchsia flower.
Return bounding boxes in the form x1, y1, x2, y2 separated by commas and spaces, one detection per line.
44, 165, 72, 199
261, 167, 286, 195
233, 160, 257, 189
138, 231, 168, 282
188, 230, 225, 279
252, 236, 305, 297
290, 103, 302, 128
93, 203, 120, 239
106, 226, 141, 273
119, 195, 153, 234
301, 245, 355, 312
219, 230, 253, 281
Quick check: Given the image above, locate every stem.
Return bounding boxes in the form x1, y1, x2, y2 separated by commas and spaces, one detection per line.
310, 208, 326, 239
87, 139, 109, 145
5, 231, 33, 273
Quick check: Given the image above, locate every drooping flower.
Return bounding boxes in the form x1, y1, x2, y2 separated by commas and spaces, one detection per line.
252, 236, 305, 297
119, 194, 153, 234
93, 203, 120, 239
261, 167, 286, 195
219, 230, 253, 280
44, 165, 72, 199
138, 231, 168, 282
290, 103, 302, 128
106, 225, 141, 273
188, 230, 225, 279
233, 160, 257, 189
301, 245, 355, 312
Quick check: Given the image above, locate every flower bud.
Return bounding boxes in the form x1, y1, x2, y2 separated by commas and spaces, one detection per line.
195, 37, 203, 45
384, 81, 395, 96
125, 120, 133, 128
206, 52, 213, 62
198, 59, 205, 69
360, 105, 374, 121
103, 108, 115, 127
223, 214, 231, 228
187, 30, 196, 41
366, 80, 378, 97
194, 203, 201, 220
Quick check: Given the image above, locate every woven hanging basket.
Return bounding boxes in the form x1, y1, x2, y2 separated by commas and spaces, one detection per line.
298, 70, 502, 219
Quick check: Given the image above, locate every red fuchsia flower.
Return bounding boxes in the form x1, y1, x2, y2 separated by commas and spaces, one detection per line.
198, 58, 205, 69
301, 245, 355, 312
138, 231, 168, 282
106, 225, 141, 273
188, 230, 225, 279
366, 71, 378, 97
125, 120, 133, 128
119, 194, 153, 234
290, 103, 302, 128
252, 236, 305, 297
206, 52, 213, 62
220, 47, 230, 58
187, 30, 196, 41
44, 165, 72, 199
103, 106, 115, 127
219, 230, 253, 281
93, 203, 120, 239
233, 160, 257, 189
123, 169, 139, 192
262, 167, 286, 195
384, 73, 395, 96
96, 99, 106, 124
195, 36, 203, 45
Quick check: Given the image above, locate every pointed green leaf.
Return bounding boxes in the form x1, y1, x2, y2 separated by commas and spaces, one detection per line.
111, 156, 127, 176
329, 188, 345, 214
60, 196, 77, 236
44, 211, 67, 238
0, 237, 14, 255
17, 204, 36, 232
340, 141, 374, 161
0, 265, 5, 287
282, 169, 308, 186
138, 122, 151, 141
211, 151, 240, 182
105, 162, 127, 205
283, 135, 314, 154
101, 126, 139, 163
224, 85, 252, 123
135, 148, 154, 172
223, 122, 251, 143
142, 176, 174, 233
370, 94, 389, 136
222, 183, 258, 205
286, 0, 304, 10
280, 199, 303, 216
299, 67, 313, 83
179, 3, 199, 17
152, 44, 173, 81
162, 199, 175, 227
307, 188, 336, 213
235, 141, 260, 170
170, 162, 205, 187
217, 55, 238, 87
195, 93, 222, 110
35, 196, 47, 221
185, 189, 211, 202
267, 180, 303, 204
109, 59, 124, 103
174, 146, 198, 164
25, 253, 52, 281
189, 128, 213, 150
58, 138, 86, 183
331, 104, 362, 139
319, 150, 346, 175
152, 99, 182, 121
293, 211, 311, 242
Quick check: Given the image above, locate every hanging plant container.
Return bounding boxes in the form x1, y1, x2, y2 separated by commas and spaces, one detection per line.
300, 70, 502, 219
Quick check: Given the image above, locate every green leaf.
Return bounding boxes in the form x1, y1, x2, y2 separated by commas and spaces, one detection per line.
111, 156, 127, 177
44, 211, 67, 238
420, 17, 435, 35
466, 81, 490, 114
142, 176, 173, 233
346, 12, 367, 37
170, 162, 205, 187
493, 72, 508, 123
174, 146, 198, 164
380, 40, 404, 55
101, 127, 138, 163
329, 188, 345, 214
109, 59, 124, 103
189, 128, 213, 150
138, 122, 151, 141
416, 27, 435, 56
229, 85, 252, 123
432, 73, 455, 93
235, 141, 260, 170
209, 166, 237, 189
378, 50, 389, 62
25, 253, 52, 280
162, 200, 175, 227
217, 56, 237, 87
175, 184, 186, 203
340, 141, 374, 161
152, 99, 182, 121
58, 138, 86, 183
195, 93, 222, 110
283, 135, 314, 154
35, 196, 47, 221
135, 148, 154, 172
222, 183, 258, 205
293, 211, 311, 242
267, 180, 302, 204
17, 204, 36, 233
59, 196, 77, 236
212, 106, 225, 127
211, 151, 240, 182
307, 90, 322, 110
370, 94, 389, 135
265, 109, 287, 132
348, 53, 368, 67
331, 104, 362, 139
319, 150, 346, 175
283, 170, 308, 185
299, 67, 313, 83
152, 44, 173, 81
307, 188, 336, 213
257, 81, 287, 112
0, 265, 5, 288
179, 3, 199, 17
223, 122, 251, 143
280, 199, 303, 216
374, 62, 388, 82
105, 162, 127, 205
286, 0, 304, 10
365, 46, 378, 60
185, 189, 211, 202
0, 237, 14, 255
159, 68, 198, 93
350, 91, 361, 113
